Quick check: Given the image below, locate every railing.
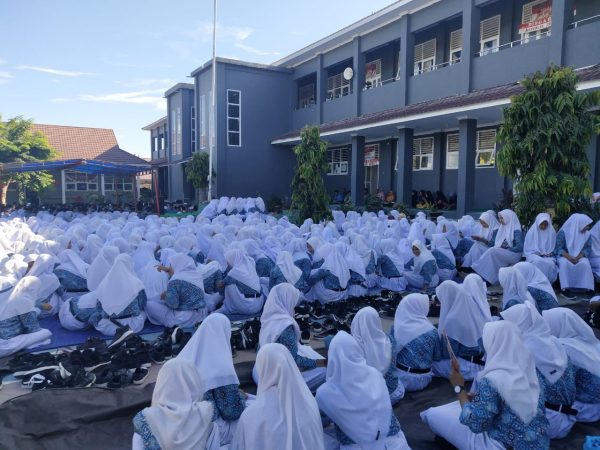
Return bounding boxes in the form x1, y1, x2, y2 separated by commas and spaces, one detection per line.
474, 30, 551, 57
569, 14, 600, 29
362, 75, 400, 91
413, 59, 461, 76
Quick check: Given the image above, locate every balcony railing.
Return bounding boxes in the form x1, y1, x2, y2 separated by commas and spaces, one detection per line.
569, 14, 600, 29
474, 30, 551, 57
412, 59, 461, 77
363, 76, 400, 91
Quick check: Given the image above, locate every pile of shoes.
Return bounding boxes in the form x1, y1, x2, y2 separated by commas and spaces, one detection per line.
230, 318, 261, 353
150, 326, 192, 363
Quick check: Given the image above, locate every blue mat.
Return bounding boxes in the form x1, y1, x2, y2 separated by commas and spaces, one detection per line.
35, 317, 165, 351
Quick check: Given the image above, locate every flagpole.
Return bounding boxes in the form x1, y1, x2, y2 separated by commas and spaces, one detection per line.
208, 0, 217, 201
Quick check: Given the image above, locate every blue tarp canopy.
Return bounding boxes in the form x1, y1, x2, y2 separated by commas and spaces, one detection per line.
0, 159, 151, 175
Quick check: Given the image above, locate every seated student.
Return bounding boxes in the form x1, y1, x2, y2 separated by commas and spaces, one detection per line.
269, 250, 306, 292
501, 303, 577, 439
463, 273, 493, 322
472, 209, 523, 285
132, 358, 219, 450
54, 249, 89, 291
555, 213, 594, 298
333, 190, 343, 203
385, 190, 396, 203
524, 213, 558, 284
59, 290, 98, 331
287, 237, 311, 286
231, 343, 325, 450
242, 239, 273, 278
306, 243, 350, 304
462, 210, 500, 269
421, 321, 549, 450
351, 306, 405, 404
179, 313, 247, 446
499, 266, 535, 311
350, 234, 379, 295
433, 281, 488, 381
0, 276, 52, 358
376, 238, 409, 292
86, 246, 120, 291
200, 261, 224, 312
27, 254, 61, 318
334, 242, 367, 298
216, 248, 264, 317
401, 240, 439, 293
590, 220, 600, 281
131, 241, 159, 276
543, 308, 600, 423
89, 254, 147, 336
306, 236, 324, 268
431, 234, 457, 282
316, 331, 410, 450
257, 283, 326, 391
146, 254, 208, 328
514, 262, 559, 312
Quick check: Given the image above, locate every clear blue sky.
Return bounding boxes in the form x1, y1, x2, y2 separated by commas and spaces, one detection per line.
0, 0, 396, 158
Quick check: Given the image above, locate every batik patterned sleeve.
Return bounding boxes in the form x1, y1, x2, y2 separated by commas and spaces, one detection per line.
554, 231, 566, 256
582, 236, 592, 258
133, 412, 161, 450
420, 260, 437, 284
459, 378, 501, 433
509, 230, 524, 253
19, 311, 41, 334
276, 325, 317, 370
165, 281, 182, 309
308, 269, 327, 286
204, 384, 246, 421
384, 334, 399, 394
365, 254, 377, 275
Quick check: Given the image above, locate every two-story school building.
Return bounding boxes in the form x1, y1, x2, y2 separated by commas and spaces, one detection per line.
144, 0, 600, 216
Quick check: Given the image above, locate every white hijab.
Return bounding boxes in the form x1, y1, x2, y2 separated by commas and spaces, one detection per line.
275, 251, 302, 286
378, 238, 405, 272
543, 308, 600, 377
431, 234, 455, 266
57, 249, 88, 278
524, 213, 556, 257
95, 254, 145, 316
138, 263, 169, 302
393, 293, 434, 347
351, 234, 376, 268
319, 243, 350, 289
28, 254, 60, 300
513, 261, 557, 301
225, 248, 261, 293
437, 280, 487, 348
477, 210, 500, 241
462, 274, 492, 322
499, 266, 535, 309
169, 254, 204, 290
558, 213, 593, 256
231, 343, 325, 450
351, 306, 392, 374
206, 240, 227, 272
142, 358, 215, 450
132, 241, 158, 275
494, 209, 521, 248
411, 240, 436, 274
316, 331, 391, 448
0, 276, 40, 321
441, 221, 459, 249
259, 283, 300, 347
334, 242, 366, 279
87, 246, 120, 291
501, 302, 568, 384
478, 321, 540, 424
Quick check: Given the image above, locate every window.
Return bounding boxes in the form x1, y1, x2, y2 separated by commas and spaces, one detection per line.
364, 59, 382, 89
298, 83, 315, 108
104, 175, 133, 191
327, 72, 351, 100
164, 129, 169, 150
227, 89, 241, 147
191, 106, 196, 152
395, 48, 401, 80
450, 29, 462, 64
151, 135, 157, 153
414, 39, 436, 75
170, 109, 178, 156
413, 137, 434, 171
520, 0, 552, 43
364, 143, 380, 166
446, 134, 459, 169
476, 129, 497, 167
200, 94, 207, 149
327, 148, 349, 175
65, 172, 98, 191
480, 15, 501, 55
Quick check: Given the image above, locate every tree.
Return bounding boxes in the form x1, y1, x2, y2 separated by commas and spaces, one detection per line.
185, 151, 215, 204
0, 115, 57, 203
497, 65, 600, 226
290, 126, 330, 223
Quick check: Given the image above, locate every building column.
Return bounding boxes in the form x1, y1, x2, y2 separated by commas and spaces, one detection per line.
432, 132, 444, 193
395, 127, 414, 206
456, 118, 477, 216
100, 174, 105, 197
461, 0, 480, 94
549, 0, 567, 65
378, 139, 394, 193
316, 54, 324, 124
399, 14, 413, 106
60, 169, 66, 205
350, 135, 366, 206
353, 36, 365, 116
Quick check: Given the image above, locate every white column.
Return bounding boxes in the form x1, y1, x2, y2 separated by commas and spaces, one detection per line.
60, 170, 66, 204
101, 174, 105, 197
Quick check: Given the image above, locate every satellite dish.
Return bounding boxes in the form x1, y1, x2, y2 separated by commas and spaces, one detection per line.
343, 67, 354, 80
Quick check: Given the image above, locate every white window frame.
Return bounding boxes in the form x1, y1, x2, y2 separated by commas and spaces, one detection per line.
104, 175, 133, 191
298, 83, 315, 108
413, 39, 436, 75
395, 48, 402, 80
200, 94, 207, 150
413, 137, 434, 171
227, 89, 241, 147
327, 72, 351, 100
364, 59, 382, 89
65, 171, 98, 191
450, 29, 463, 65
327, 148, 349, 176
191, 106, 196, 153
446, 134, 459, 170
476, 129, 497, 168
480, 15, 501, 56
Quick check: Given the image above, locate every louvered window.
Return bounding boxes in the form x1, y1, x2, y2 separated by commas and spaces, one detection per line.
298, 83, 315, 108
413, 137, 434, 171
327, 73, 351, 100
476, 129, 497, 167
450, 29, 462, 64
364, 59, 382, 89
413, 39, 436, 75
446, 134, 459, 169
480, 15, 501, 55
327, 148, 349, 175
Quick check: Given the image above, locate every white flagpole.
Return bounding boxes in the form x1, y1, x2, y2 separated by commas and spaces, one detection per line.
208, 0, 217, 201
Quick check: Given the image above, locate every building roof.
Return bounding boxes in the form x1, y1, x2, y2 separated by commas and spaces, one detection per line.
190, 57, 292, 78
31, 124, 148, 166
164, 83, 195, 97
142, 116, 167, 131
272, 64, 600, 144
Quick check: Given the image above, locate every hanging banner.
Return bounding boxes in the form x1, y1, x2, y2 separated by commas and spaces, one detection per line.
364, 145, 379, 166
519, 1, 552, 34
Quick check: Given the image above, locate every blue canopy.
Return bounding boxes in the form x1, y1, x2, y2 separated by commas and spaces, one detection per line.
0, 159, 151, 175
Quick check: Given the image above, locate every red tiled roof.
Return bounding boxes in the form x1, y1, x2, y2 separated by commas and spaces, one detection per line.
30, 124, 148, 165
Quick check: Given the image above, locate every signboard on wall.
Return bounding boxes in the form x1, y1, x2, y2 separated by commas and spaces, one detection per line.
364, 145, 379, 166
519, 1, 552, 34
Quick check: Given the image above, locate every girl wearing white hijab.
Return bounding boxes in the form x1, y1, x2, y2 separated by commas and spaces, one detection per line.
351, 306, 405, 404
257, 283, 326, 391
287, 237, 311, 285
231, 343, 325, 450
524, 213, 558, 283
54, 249, 89, 291
269, 250, 305, 292
132, 241, 159, 276
462, 210, 500, 268
376, 238, 408, 293
555, 213, 594, 296
80, 234, 103, 264
90, 254, 147, 336
200, 260, 224, 312
350, 234, 379, 294
391, 293, 441, 391
513, 261, 559, 312
316, 331, 410, 450
146, 254, 208, 328
498, 266, 536, 311
0, 276, 52, 358
59, 290, 98, 331
400, 240, 439, 293
421, 321, 549, 450
543, 308, 600, 423
501, 303, 576, 439
306, 243, 350, 304
472, 209, 523, 285
430, 234, 457, 282
462, 274, 492, 322
27, 254, 61, 318
179, 313, 247, 445
132, 358, 220, 450
432, 281, 488, 381
334, 241, 367, 298
86, 246, 120, 292
216, 248, 264, 317
242, 238, 273, 278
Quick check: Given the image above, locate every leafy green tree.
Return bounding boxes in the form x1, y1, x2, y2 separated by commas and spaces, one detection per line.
497, 65, 600, 226
0, 115, 57, 203
291, 126, 330, 223
185, 151, 215, 204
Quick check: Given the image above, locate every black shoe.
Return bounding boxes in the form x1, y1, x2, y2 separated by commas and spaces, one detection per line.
77, 337, 108, 353
132, 367, 149, 385
11, 353, 59, 377
20, 373, 48, 390
108, 326, 134, 351
163, 340, 173, 360
313, 328, 338, 340
107, 371, 130, 389
561, 290, 576, 300
93, 368, 113, 388
67, 369, 96, 388
301, 329, 311, 344
109, 348, 136, 371
82, 349, 111, 372
151, 344, 166, 364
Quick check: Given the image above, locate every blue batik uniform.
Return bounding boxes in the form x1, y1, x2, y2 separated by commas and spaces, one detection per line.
69, 296, 96, 324
528, 287, 559, 312
204, 384, 246, 421
203, 270, 223, 295
276, 325, 317, 370
132, 412, 161, 450
255, 257, 274, 278
554, 231, 591, 258
540, 361, 576, 406
440, 336, 484, 361
221, 276, 260, 297
378, 256, 402, 278
432, 250, 456, 271
165, 280, 205, 311
392, 327, 442, 370
89, 290, 147, 325
307, 269, 343, 290
268, 266, 307, 292
574, 366, 600, 404
0, 311, 40, 339
54, 269, 87, 291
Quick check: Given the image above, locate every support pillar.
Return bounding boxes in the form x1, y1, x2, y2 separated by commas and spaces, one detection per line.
60, 169, 66, 205
456, 118, 477, 216
460, 0, 480, 94
350, 135, 366, 206
549, 0, 567, 65
101, 174, 105, 197
395, 127, 414, 206
316, 54, 324, 124
399, 14, 413, 107
353, 36, 365, 116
